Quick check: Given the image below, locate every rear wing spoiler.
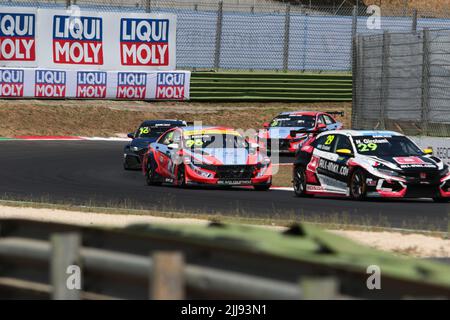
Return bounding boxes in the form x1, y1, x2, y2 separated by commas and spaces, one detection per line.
289, 128, 317, 138
325, 111, 345, 117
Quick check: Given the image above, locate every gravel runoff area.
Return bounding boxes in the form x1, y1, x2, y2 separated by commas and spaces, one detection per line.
0, 204, 448, 258
0, 100, 351, 137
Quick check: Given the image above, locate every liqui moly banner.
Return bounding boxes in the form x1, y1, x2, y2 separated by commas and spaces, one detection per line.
1, 6, 176, 71
37, 9, 176, 71
0, 7, 37, 67
0, 69, 24, 97
0, 68, 190, 100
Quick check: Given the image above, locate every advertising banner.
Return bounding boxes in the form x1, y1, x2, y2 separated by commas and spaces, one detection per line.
0, 68, 190, 100
1, 6, 177, 71
0, 7, 37, 67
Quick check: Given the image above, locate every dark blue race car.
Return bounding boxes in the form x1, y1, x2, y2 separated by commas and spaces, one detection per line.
123, 119, 188, 170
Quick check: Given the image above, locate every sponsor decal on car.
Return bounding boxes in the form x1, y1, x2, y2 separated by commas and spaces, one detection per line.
156, 72, 185, 99
34, 69, 66, 97
318, 158, 349, 176
217, 180, 252, 185
393, 156, 425, 165
76, 71, 107, 98
306, 185, 325, 192
116, 72, 146, 99
0, 69, 24, 97
120, 18, 169, 66
53, 15, 103, 65
0, 12, 35, 61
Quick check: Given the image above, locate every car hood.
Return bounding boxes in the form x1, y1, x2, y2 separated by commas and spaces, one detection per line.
130, 138, 157, 148
184, 148, 264, 165
264, 127, 310, 139
364, 154, 441, 172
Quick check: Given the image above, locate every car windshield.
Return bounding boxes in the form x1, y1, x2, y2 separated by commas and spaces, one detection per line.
270, 115, 316, 128
184, 132, 248, 149
136, 125, 174, 138
352, 136, 423, 157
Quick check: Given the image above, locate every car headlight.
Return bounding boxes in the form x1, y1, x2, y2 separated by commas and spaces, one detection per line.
189, 163, 213, 178
131, 146, 141, 152
440, 166, 449, 177
376, 168, 401, 177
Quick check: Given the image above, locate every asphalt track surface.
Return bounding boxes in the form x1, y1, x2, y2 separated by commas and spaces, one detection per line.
0, 141, 448, 231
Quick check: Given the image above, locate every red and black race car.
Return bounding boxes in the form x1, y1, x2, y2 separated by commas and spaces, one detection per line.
293, 130, 450, 201
258, 111, 343, 154
142, 126, 272, 190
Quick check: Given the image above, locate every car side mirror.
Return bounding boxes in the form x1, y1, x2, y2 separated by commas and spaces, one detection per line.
263, 122, 270, 128
168, 143, 179, 150
336, 148, 353, 157
423, 148, 433, 155
127, 133, 134, 139
317, 123, 327, 131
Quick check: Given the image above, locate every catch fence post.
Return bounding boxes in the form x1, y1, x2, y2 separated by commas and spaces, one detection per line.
421, 28, 431, 135
145, 0, 151, 13
51, 232, 82, 300
350, 6, 357, 70
412, 9, 418, 32
150, 251, 185, 300
214, 1, 224, 70
380, 31, 391, 130
283, 4, 291, 72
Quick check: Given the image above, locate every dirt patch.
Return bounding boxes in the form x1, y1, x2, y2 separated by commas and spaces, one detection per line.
332, 229, 450, 258
0, 99, 351, 137
272, 164, 292, 187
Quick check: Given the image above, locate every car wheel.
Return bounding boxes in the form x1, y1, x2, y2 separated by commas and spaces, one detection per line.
176, 165, 187, 188
293, 166, 309, 197
350, 169, 367, 200
123, 157, 131, 170
253, 184, 271, 191
433, 197, 450, 203
145, 161, 162, 186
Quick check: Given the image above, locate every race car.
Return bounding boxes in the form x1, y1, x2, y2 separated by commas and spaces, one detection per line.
292, 130, 450, 202
142, 126, 272, 190
123, 119, 188, 170
258, 111, 343, 154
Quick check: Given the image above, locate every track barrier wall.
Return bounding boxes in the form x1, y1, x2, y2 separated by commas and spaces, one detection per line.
0, 5, 191, 100
0, 68, 191, 100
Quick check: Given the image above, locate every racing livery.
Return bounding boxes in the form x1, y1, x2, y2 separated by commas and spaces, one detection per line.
259, 111, 343, 154
142, 126, 272, 190
293, 130, 450, 201
123, 119, 187, 170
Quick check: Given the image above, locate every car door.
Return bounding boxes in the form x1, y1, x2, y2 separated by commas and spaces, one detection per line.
153, 130, 176, 178
323, 134, 352, 194
309, 133, 342, 193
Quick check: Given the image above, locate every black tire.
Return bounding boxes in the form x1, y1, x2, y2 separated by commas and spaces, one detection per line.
145, 159, 162, 186
253, 184, 271, 191
349, 169, 367, 200
293, 166, 309, 197
123, 157, 132, 171
433, 197, 450, 203
176, 164, 187, 188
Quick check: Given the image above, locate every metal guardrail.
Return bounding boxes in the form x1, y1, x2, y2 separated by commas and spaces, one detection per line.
1, 219, 450, 299
0, 236, 303, 299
